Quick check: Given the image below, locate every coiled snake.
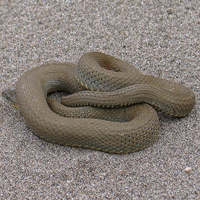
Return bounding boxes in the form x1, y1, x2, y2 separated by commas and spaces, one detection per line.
2, 52, 195, 153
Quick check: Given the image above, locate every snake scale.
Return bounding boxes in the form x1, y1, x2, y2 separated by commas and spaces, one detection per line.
2, 52, 195, 153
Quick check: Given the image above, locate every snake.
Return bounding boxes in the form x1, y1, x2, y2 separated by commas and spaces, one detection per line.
2, 52, 195, 153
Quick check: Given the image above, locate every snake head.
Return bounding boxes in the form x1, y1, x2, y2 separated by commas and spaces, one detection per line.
2, 89, 19, 109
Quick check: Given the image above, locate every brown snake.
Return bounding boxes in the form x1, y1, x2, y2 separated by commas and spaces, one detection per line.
2, 52, 195, 153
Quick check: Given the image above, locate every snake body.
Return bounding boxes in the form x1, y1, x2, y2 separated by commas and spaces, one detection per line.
2, 52, 195, 153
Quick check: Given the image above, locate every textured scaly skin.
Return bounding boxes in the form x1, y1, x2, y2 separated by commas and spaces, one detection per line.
2, 52, 195, 153
63, 52, 195, 117
7, 62, 159, 153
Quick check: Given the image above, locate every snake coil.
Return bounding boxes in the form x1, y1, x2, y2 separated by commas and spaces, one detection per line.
2, 52, 195, 153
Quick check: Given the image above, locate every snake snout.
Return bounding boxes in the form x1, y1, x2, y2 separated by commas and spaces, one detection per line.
2, 89, 18, 107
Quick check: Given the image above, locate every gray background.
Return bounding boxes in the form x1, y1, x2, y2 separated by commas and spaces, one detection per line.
1, 0, 199, 199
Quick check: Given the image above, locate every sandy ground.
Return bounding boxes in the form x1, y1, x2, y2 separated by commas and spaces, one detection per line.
1, 1, 199, 199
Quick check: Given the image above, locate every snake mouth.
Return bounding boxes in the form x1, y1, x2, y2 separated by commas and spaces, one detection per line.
2, 89, 19, 108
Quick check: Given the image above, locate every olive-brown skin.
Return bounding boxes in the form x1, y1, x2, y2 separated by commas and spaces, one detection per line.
2, 52, 195, 153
